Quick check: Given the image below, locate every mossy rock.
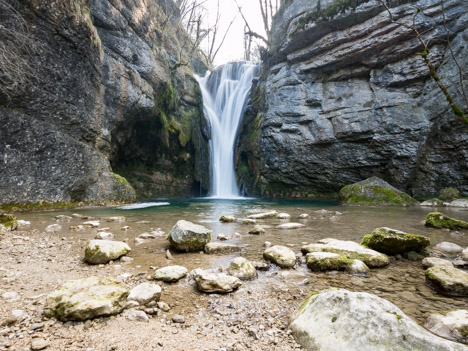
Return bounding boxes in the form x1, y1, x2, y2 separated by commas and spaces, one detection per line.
439, 188, 461, 202
228, 257, 258, 280
306, 252, 352, 272
425, 266, 468, 297
339, 177, 418, 206
0, 214, 18, 230
425, 212, 468, 230
361, 227, 430, 255
219, 216, 237, 223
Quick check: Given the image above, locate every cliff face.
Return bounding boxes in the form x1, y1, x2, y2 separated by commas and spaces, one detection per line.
0, 0, 209, 206
237, 0, 468, 198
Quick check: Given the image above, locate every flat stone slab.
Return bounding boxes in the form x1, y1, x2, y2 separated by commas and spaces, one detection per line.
44, 276, 128, 321
263, 245, 296, 268
84, 240, 131, 265
301, 238, 389, 268
290, 288, 467, 351
425, 266, 468, 297
193, 269, 242, 293
248, 211, 278, 219
306, 252, 351, 272
154, 265, 188, 282
205, 242, 241, 254
276, 223, 305, 230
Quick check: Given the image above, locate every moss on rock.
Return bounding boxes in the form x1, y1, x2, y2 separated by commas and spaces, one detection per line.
439, 188, 461, 202
0, 214, 18, 230
425, 212, 468, 230
306, 252, 352, 272
360, 227, 430, 255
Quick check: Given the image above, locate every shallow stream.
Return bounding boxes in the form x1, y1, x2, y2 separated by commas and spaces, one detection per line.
18, 199, 468, 324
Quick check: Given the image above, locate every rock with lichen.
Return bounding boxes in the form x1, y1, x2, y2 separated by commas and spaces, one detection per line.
84, 240, 131, 264
360, 227, 430, 255
306, 252, 351, 272
425, 266, 468, 296
425, 212, 468, 230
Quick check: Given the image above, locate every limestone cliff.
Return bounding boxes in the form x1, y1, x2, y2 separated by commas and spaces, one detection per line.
237, 0, 468, 198
0, 0, 210, 207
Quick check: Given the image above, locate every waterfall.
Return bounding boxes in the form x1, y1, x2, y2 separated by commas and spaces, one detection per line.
197, 62, 260, 198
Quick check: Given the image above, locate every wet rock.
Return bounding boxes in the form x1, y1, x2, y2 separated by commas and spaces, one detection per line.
339, 177, 418, 206
125, 309, 149, 322
276, 223, 305, 230
220, 216, 237, 223
138, 232, 158, 239
361, 227, 430, 255
134, 238, 145, 245
128, 282, 161, 305
347, 259, 370, 276
43, 276, 128, 321
241, 219, 256, 225
302, 238, 389, 268
45, 224, 62, 233
434, 242, 464, 256
299, 214, 309, 219
252, 261, 270, 271
444, 199, 468, 208
72, 213, 86, 218
154, 266, 188, 282
83, 221, 100, 228
157, 301, 170, 312
277, 213, 291, 219
422, 257, 454, 269
248, 211, 278, 219
167, 220, 212, 252
425, 212, 468, 230
263, 245, 296, 268
439, 188, 461, 202
172, 314, 185, 324
463, 248, 468, 261
54, 215, 72, 221
290, 289, 466, 351
249, 226, 266, 234
420, 199, 443, 207
424, 310, 468, 344
306, 252, 351, 272
193, 269, 242, 293
84, 240, 131, 264
0, 214, 17, 230
105, 216, 126, 222
120, 256, 134, 263
228, 257, 258, 280
205, 242, 241, 254
425, 266, 468, 296
30, 338, 49, 350
217, 234, 230, 241
95, 232, 115, 240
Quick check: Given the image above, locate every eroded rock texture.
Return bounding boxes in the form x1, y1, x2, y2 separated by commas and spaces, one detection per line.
0, 0, 209, 206
237, 0, 468, 198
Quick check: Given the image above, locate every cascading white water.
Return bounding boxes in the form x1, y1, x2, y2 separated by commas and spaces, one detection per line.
197, 62, 260, 198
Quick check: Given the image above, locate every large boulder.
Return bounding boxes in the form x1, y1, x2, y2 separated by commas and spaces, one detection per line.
84, 240, 131, 264
154, 266, 188, 283
167, 220, 211, 252
193, 269, 242, 293
263, 245, 296, 268
425, 266, 468, 297
43, 276, 128, 321
339, 177, 418, 206
361, 227, 430, 255
227, 257, 258, 280
424, 310, 468, 345
425, 212, 468, 230
0, 214, 18, 230
301, 238, 389, 268
290, 289, 467, 351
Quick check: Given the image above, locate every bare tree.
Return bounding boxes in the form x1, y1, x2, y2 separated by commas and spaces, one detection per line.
378, 0, 468, 127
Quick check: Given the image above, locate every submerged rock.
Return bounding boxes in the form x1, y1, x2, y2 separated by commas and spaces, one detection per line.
424, 310, 468, 344
219, 216, 237, 223
339, 177, 418, 206
84, 240, 131, 264
127, 283, 161, 305
361, 227, 430, 255
435, 242, 464, 256
45, 224, 62, 233
425, 266, 468, 296
306, 252, 351, 272
277, 213, 291, 219
249, 225, 266, 234
276, 223, 305, 230
248, 211, 278, 219
154, 266, 188, 283
0, 214, 18, 230
422, 257, 454, 269
426, 212, 468, 230
43, 276, 128, 321
290, 289, 466, 351
205, 242, 241, 254
193, 269, 242, 293
167, 220, 211, 252
301, 238, 389, 268
263, 245, 296, 268
228, 257, 258, 280
420, 199, 443, 207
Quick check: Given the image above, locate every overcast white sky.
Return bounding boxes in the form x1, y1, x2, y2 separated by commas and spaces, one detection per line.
201, 0, 266, 66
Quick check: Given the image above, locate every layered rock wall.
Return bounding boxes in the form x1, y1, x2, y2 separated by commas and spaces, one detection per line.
0, 0, 209, 206
237, 0, 468, 198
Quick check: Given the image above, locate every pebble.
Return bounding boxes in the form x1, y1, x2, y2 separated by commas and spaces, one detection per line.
172, 315, 185, 324
157, 302, 170, 312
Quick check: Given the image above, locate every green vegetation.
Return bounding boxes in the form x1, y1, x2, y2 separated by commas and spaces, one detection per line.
439, 188, 461, 202
0, 213, 18, 230
425, 212, 468, 230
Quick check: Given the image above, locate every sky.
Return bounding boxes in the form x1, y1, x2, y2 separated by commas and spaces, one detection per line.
200, 0, 267, 66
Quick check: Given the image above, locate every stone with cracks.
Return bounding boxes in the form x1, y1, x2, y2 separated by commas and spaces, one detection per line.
290, 289, 467, 351
43, 276, 128, 321
84, 240, 131, 264
154, 266, 188, 283
361, 227, 430, 255
263, 245, 296, 268
167, 220, 211, 252
193, 269, 242, 293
